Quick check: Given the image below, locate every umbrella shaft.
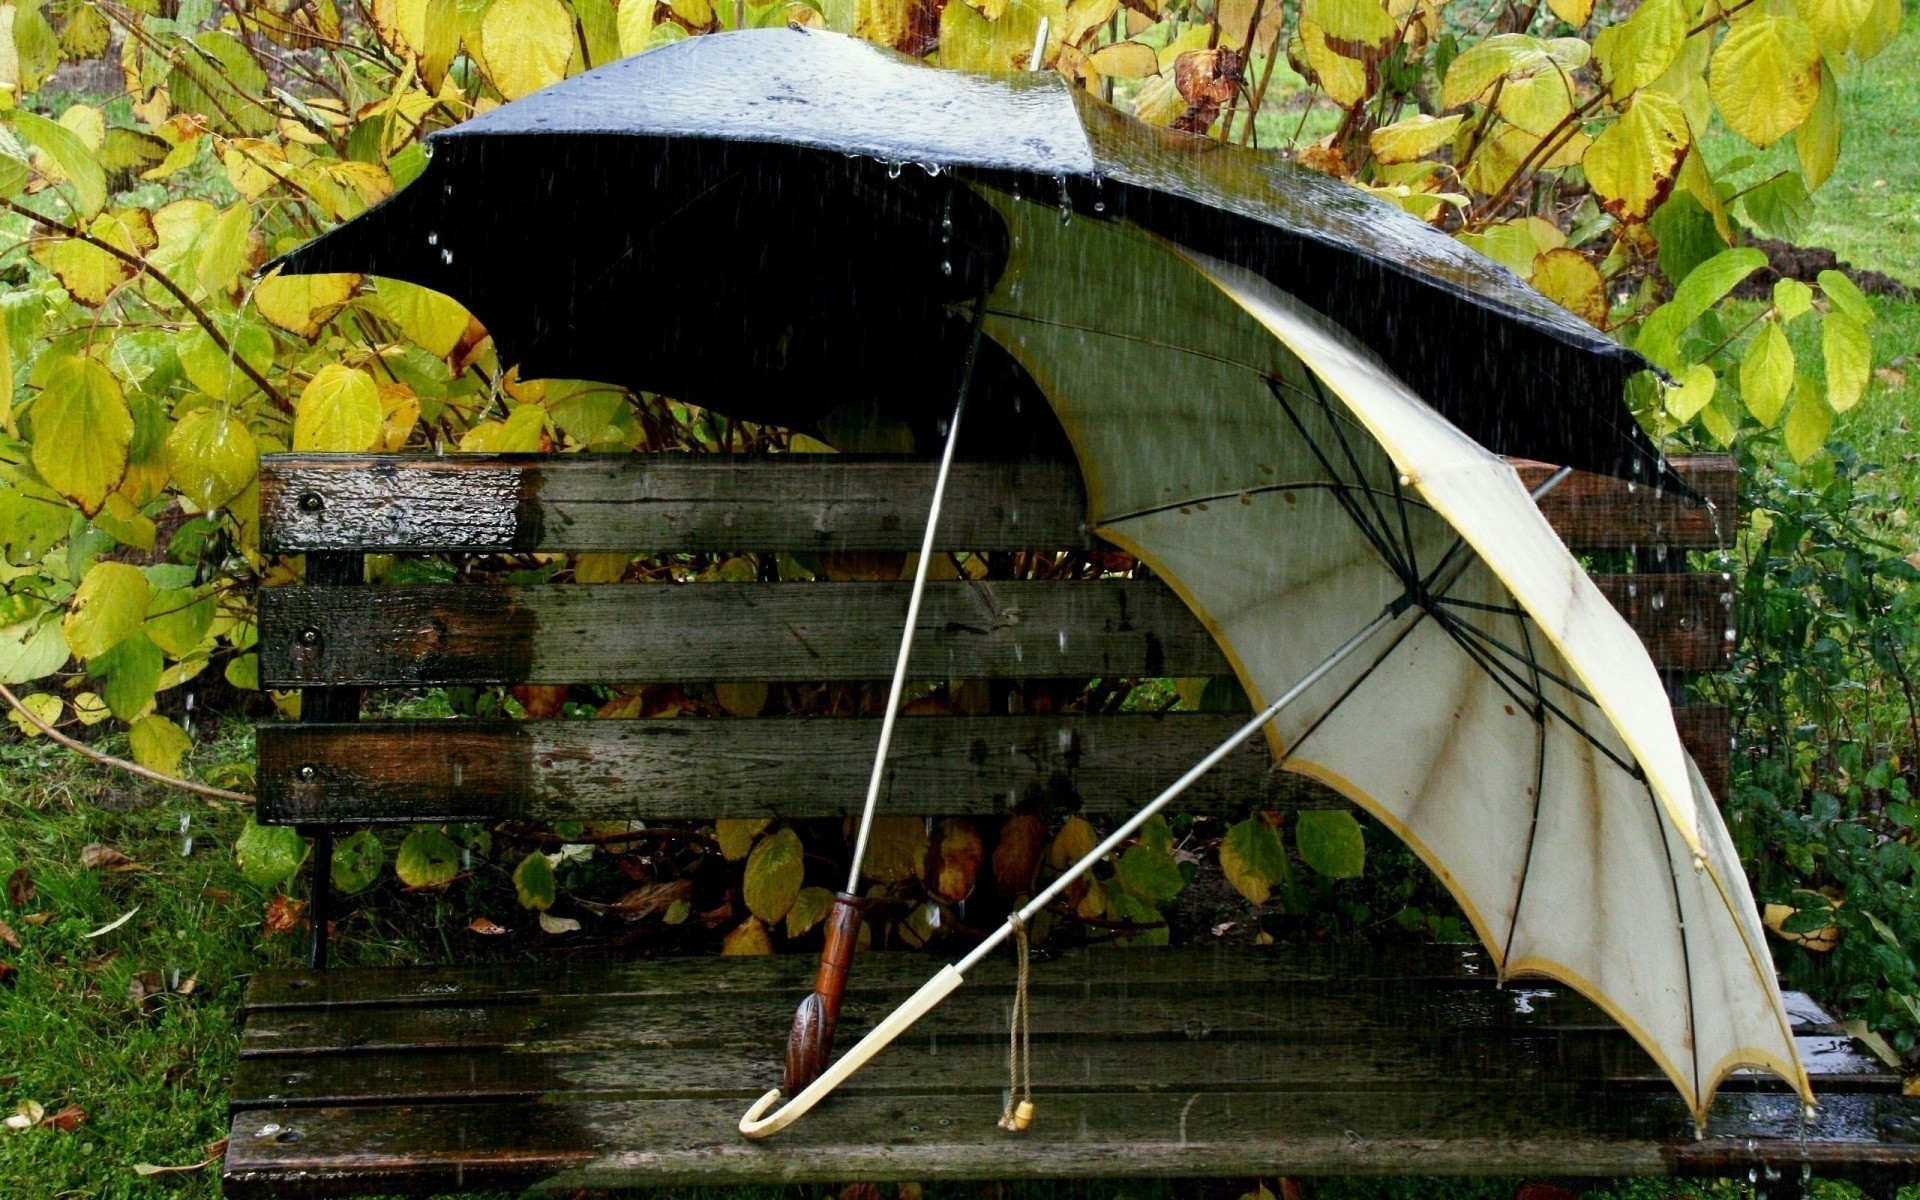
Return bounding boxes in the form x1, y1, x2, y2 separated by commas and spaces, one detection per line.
956, 604, 1398, 975
846, 304, 987, 894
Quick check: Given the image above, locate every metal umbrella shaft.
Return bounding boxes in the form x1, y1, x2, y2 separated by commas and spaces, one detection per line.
785, 298, 989, 1093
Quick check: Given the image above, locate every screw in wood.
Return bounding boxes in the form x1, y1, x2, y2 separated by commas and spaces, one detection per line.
297, 765, 317, 782
297, 627, 321, 647
298, 492, 324, 513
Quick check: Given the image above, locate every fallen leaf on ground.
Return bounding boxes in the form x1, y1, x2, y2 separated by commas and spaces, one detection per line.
537, 911, 580, 935
128, 970, 167, 1013
79, 844, 138, 871
133, 1158, 215, 1176
0, 962, 15, 989
7, 1100, 45, 1130
468, 917, 509, 936
19, 912, 52, 927
84, 906, 140, 938
262, 895, 305, 936
1877, 367, 1908, 388
5, 867, 31, 907
609, 879, 693, 923
46, 1104, 86, 1132
0, 918, 18, 950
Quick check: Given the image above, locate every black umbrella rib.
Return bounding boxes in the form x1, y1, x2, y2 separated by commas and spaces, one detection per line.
1432, 607, 1597, 706
1425, 607, 1557, 734
1647, 776, 1705, 1110
1304, 373, 1417, 584
1501, 611, 1550, 972
1432, 595, 1529, 618
1264, 379, 1412, 585
1431, 608, 1643, 780
1272, 608, 1430, 767
1099, 480, 1417, 527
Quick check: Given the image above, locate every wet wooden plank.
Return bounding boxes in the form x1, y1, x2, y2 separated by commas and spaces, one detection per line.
219, 1088, 1919, 1197
257, 579, 1228, 687
260, 455, 1734, 556
1674, 703, 1731, 798
258, 573, 1731, 689
254, 713, 1338, 826
1515, 457, 1735, 551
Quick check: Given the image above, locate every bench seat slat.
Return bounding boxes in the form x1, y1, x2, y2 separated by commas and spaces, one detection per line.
259, 454, 1735, 556
255, 704, 1732, 826
259, 574, 1730, 689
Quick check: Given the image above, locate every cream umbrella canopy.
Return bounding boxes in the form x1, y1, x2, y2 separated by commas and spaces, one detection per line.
740, 190, 1811, 1137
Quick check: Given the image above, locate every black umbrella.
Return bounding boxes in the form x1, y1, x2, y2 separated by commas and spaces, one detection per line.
274, 26, 1677, 489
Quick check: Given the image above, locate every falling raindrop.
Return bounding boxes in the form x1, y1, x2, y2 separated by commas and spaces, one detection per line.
888, 160, 903, 179
941, 260, 952, 276
441, 247, 454, 266
1651, 593, 1665, 611
921, 161, 943, 177
1092, 173, 1106, 213
427, 231, 439, 245
179, 813, 193, 858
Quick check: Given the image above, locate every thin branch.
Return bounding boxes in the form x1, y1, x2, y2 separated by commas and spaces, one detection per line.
0, 197, 292, 412
0, 681, 256, 804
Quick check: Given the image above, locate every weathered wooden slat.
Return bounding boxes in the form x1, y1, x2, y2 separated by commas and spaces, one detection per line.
1674, 703, 1731, 797
255, 713, 1339, 825
259, 454, 1735, 556
258, 573, 1731, 689
219, 1089, 1919, 1197
1515, 457, 1735, 551
257, 579, 1227, 688
229, 1031, 1887, 1112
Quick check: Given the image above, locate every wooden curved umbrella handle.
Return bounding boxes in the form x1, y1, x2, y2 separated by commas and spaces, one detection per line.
785, 893, 864, 1091
741, 965, 967, 1139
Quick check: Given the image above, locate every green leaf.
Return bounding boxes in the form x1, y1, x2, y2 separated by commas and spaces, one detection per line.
1739, 321, 1795, 426
1302, 0, 1395, 51
293, 364, 381, 452
1709, 16, 1821, 148
743, 826, 804, 923
1782, 380, 1832, 463
0, 617, 69, 685
365, 279, 471, 358
1369, 113, 1465, 164
177, 319, 275, 403
127, 713, 192, 776
1593, 0, 1684, 97
1633, 247, 1768, 371
1664, 363, 1717, 422
1105, 888, 1169, 946
1116, 842, 1185, 904
64, 561, 149, 659
225, 653, 259, 690
1797, 0, 1874, 51
1739, 172, 1814, 242
194, 202, 252, 297
30, 355, 131, 514
1295, 810, 1366, 878
145, 587, 216, 658
10, 109, 106, 217
166, 407, 258, 511
92, 632, 163, 719
395, 829, 461, 888
1795, 71, 1840, 191
236, 820, 308, 890
714, 817, 769, 861
513, 850, 557, 910
1817, 269, 1875, 326
1822, 310, 1871, 413
1773, 277, 1815, 321
1647, 192, 1729, 293
331, 831, 385, 895
1220, 816, 1288, 905
786, 885, 836, 938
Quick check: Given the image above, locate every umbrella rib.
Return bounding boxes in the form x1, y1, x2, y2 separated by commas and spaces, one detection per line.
1099, 481, 1427, 527
1267, 609, 1430, 766
1431, 595, 1528, 618
1305, 373, 1416, 584
1264, 379, 1412, 583
1648, 776, 1706, 1112
1430, 608, 1597, 706
1500, 612, 1550, 973
1431, 608, 1642, 779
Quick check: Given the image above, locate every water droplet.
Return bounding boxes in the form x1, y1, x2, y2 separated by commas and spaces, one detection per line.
1651, 593, 1665, 611
941, 259, 952, 276
1724, 628, 1736, 643
888, 160, 903, 180
921, 161, 942, 177
427, 231, 439, 245
440, 247, 454, 266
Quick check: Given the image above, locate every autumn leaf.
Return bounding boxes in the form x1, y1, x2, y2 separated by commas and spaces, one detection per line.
293, 364, 381, 452
1582, 89, 1691, 223
1709, 16, 1822, 149
743, 826, 804, 922
30, 356, 130, 514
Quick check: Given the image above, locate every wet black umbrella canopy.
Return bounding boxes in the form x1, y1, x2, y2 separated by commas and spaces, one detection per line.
276, 27, 1680, 488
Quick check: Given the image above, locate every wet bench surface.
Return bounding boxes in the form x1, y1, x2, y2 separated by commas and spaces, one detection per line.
229, 452, 1920, 1196
222, 947, 1919, 1196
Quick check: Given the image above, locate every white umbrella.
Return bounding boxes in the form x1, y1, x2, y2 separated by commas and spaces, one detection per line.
739, 188, 1810, 1138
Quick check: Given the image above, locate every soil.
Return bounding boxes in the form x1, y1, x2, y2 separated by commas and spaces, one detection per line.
1732, 237, 1914, 301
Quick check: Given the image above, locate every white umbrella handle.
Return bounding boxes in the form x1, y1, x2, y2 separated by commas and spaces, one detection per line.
740, 965, 967, 1138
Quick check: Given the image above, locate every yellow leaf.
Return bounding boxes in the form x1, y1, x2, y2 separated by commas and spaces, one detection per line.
1849, 0, 1900, 57
1796, 0, 1873, 52
1297, 20, 1369, 107
1823, 309, 1870, 412
1368, 112, 1463, 163
1795, 70, 1839, 191
1157, 22, 1212, 70
617, 0, 657, 54
1582, 89, 1691, 222
721, 917, 773, 955
670, 0, 713, 23
1441, 33, 1552, 108
293, 364, 382, 452
743, 826, 804, 923
1709, 16, 1821, 149
31, 355, 130, 514
1782, 380, 1832, 463
1739, 321, 1794, 427
1664, 363, 1717, 421
194, 202, 253, 297
1132, 72, 1185, 125
255, 271, 359, 339
365, 278, 471, 357
712, 680, 766, 715
1547, 0, 1592, 28
6, 692, 59, 738
1457, 221, 1541, 276
64, 561, 149, 659
1063, 0, 1116, 44
13, 108, 105, 216
1496, 69, 1571, 136
1302, 0, 1395, 52
1530, 248, 1607, 326
861, 815, 929, 884
1047, 815, 1099, 871
31, 213, 145, 306
72, 692, 109, 725
378, 383, 420, 451
1593, 0, 1684, 98
458, 404, 546, 452
940, 0, 1066, 72
715, 818, 770, 861
481, 0, 577, 99
128, 714, 192, 777
166, 407, 258, 510
785, 886, 835, 938
1088, 40, 1158, 78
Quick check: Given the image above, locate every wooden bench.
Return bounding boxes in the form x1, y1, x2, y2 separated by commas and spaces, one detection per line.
224, 451, 1920, 1197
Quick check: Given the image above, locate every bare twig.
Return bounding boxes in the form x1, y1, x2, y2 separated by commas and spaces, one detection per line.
0, 681, 255, 804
